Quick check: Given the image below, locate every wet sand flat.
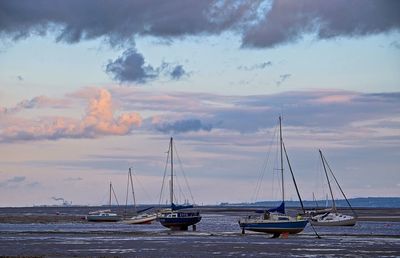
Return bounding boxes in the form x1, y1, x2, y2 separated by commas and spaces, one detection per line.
0, 207, 400, 256
0, 230, 399, 257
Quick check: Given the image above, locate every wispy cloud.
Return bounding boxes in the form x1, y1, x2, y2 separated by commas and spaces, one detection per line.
390, 41, 400, 49
276, 74, 291, 86
0, 95, 70, 115
238, 61, 272, 71
109, 87, 400, 145
0, 176, 26, 187
64, 177, 83, 182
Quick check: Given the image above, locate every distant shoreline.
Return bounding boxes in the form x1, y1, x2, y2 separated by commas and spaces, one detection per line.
0, 206, 400, 223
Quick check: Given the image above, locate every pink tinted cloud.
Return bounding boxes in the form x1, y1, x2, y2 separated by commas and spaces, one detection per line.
1, 89, 142, 142
314, 94, 355, 104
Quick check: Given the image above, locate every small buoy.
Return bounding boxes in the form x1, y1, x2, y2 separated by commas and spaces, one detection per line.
281, 232, 289, 239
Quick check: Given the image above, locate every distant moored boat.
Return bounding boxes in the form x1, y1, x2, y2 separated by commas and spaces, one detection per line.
309, 150, 357, 227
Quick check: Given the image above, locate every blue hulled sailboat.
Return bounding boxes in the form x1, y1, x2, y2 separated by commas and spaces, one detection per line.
238, 117, 308, 237
157, 137, 201, 230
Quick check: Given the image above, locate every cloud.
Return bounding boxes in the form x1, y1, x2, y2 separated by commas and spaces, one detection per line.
82, 89, 142, 135
64, 177, 83, 182
106, 48, 188, 83
242, 0, 400, 48
113, 87, 400, 140
106, 48, 157, 84
0, 0, 258, 45
2, 1, 397, 49
0, 176, 26, 187
0, 95, 71, 115
276, 73, 291, 86
155, 118, 212, 134
0, 88, 142, 142
170, 65, 187, 80
238, 61, 272, 71
390, 41, 400, 49
26, 181, 40, 188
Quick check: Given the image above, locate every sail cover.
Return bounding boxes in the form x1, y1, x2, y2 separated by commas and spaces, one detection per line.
255, 201, 285, 214
268, 201, 285, 214
172, 203, 194, 210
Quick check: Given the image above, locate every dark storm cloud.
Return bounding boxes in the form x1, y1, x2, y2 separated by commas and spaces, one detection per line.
243, 0, 400, 48
1, 1, 397, 49
0, 0, 259, 45
156, 119, 212, 134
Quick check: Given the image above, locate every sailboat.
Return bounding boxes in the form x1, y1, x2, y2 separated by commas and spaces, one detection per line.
157, 137, 202, 230
238, 117, 308, 237
123, 168, 157, 224
86, 182, 122, 222
309, 150, 357, 226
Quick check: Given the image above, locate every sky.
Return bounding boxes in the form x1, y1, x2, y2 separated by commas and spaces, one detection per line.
0, 0, 399, 207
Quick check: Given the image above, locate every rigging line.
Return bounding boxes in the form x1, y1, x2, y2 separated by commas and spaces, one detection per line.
174, 171, 186, 205
252, 124, 278, 203
319, 149, 336, 211
158, 149, 170, 206
173, 141, 195, 204
111, 183, 120, 206
282, 140, 305, 213
132, 172, 153, 201
322, 152, 358, 217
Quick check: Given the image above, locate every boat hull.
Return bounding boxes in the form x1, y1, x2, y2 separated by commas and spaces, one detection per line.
239, 220, 308, 234
158, 211, 202, 230
158, 216, 201, 230
311, 217, 357, 226
124, 214, 157, 224
86, 215, 121, 222
310, 212, 357, 226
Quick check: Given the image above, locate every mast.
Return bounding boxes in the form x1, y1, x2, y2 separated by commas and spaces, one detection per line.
109, 181, 112, 207
322, 153, 357, 217
129, 168, 137, 213
170, 137, 174, 206
319, 149, 336, 211
279, 116, 284, 203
